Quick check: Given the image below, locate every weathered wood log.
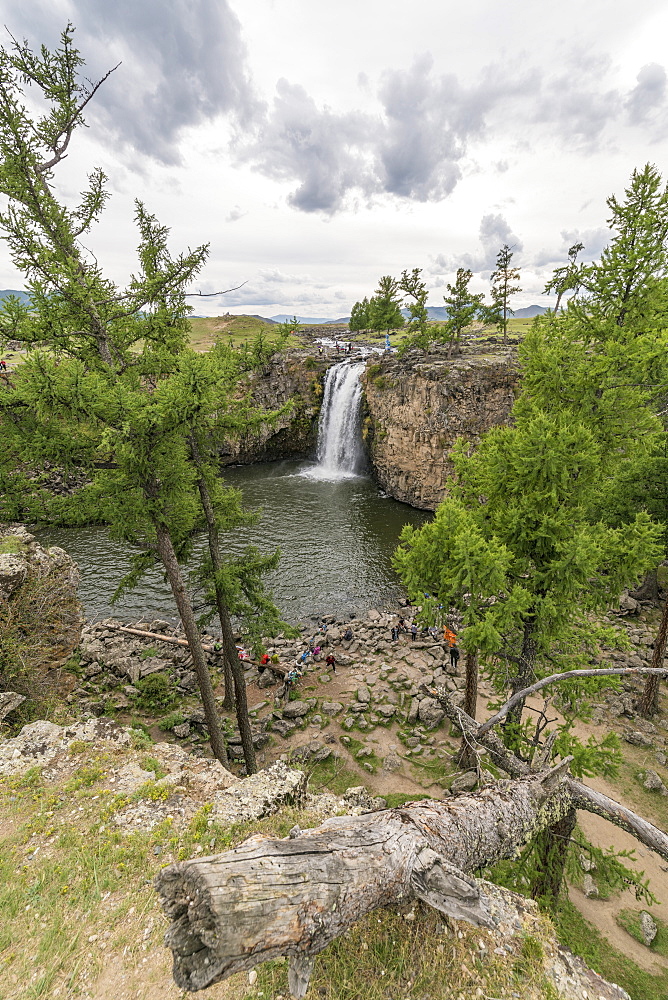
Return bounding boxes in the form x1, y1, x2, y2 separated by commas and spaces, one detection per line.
429, 684, 668, 862
116, 625, 216, 652
114, 625, 288, 676
155, 764, 573, 996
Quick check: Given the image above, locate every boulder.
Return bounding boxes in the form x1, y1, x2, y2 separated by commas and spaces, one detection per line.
382, 752, 402, 772
641, 769, 668, 794
210, 761, 307, 826
639, 910, 658, 946
449, 771, 478, 795
283, 700, 311, 719
0, 690, 26, 722
417, 697, 446, 729
625, 731, 654, 748
583, 874, 598, 898
138, 657, 171, 678
356, 684, 370, 703
618, 592, 640, 614
0, 717, 131, 777
271, 719, 297, 738
376, 704, 396, 718
321, 701, 344, 716
0, 553, 27, 598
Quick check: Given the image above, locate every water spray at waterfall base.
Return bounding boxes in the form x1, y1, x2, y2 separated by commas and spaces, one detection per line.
300, 361, 366, 481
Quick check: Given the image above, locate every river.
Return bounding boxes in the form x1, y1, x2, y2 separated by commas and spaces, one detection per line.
38, 460, 429, 625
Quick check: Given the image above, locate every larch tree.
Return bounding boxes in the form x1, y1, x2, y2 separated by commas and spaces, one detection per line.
348, 297, 371, 332
442, 267, 484, 355
394, 407, 662, 750
0, 25, 276, 769
368, 274, 404, 333
487, 244, 521, 344
519, 163, 668, 716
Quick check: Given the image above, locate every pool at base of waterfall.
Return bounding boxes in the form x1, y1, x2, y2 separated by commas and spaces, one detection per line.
37, 461, 429, 624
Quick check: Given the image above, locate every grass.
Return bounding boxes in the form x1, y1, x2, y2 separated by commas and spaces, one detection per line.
0, 750, 337, 999
0, 534, 27, 555
617, 908, 668, 957
187, 314, 301, 351
383, 791, 433, 808
251, 903, 560, 1000
304, 754, 368, 795
555, 899, 668, 1000
157, 710, 187, 732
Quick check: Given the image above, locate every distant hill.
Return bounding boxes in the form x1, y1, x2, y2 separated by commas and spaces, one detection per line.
0, 289, 30, 305
270, 314, 349, 325
513, 305, 548, 318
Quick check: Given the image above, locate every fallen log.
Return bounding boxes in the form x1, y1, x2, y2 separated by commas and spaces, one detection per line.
114, 625, 216, 652
110, 624, 288, 676
428, 683, 668, 862
155, 761, 572, 996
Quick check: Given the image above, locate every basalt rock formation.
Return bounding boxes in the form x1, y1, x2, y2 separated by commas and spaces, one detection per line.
218, 350, 332, 465
216, 342, 519, 509
362, 344, 519, 509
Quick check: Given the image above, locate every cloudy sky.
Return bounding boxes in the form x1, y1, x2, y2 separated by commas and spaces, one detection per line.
2, 0, 668, 318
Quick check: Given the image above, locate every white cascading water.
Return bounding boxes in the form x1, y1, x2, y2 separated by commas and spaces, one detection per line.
306, 361, 365, 480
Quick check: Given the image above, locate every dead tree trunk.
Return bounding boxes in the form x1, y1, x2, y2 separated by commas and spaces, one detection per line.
156, 766, 572, 996
430, 683, 668, 861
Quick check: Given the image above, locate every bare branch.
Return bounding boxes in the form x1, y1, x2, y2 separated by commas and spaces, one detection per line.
185, 281, 248, 297
477, 666, 668, 736
36, 62, 121, 175
428, 684, 668, 862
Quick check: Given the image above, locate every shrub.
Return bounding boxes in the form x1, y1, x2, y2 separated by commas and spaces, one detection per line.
135, 674, 177, 712
158, 710, 187, 732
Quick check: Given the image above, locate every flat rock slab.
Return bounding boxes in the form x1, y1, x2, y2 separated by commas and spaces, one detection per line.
210, 761, 307, 826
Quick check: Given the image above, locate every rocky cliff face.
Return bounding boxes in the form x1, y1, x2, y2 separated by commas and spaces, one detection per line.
362, 346, 519, 509
0, 524, 81, 704
218, 351, 332, 465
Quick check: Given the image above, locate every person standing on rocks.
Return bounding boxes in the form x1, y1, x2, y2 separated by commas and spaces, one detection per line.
444, 626, 456, 647
450, 644, 460, 670
284, 667, 302, 702
325, 652, 337, 674
410, 622, 418, 641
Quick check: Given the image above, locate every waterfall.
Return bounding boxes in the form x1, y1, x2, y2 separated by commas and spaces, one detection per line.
306, 361, 365, 480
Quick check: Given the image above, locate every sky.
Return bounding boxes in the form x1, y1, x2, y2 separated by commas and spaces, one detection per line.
1, 0, 668, 318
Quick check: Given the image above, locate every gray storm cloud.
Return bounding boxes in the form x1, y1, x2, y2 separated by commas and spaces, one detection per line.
627, 63, 667, 128
5, 3, 668, 208
3, 0, 259, 165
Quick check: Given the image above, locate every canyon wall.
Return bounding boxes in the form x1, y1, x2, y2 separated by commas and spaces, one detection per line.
218, 345, 519, 511
218, 351, 331, 464
362, 348, 519, 509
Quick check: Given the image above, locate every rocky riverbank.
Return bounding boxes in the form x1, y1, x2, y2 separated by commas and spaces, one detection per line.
48, 595, 668, 802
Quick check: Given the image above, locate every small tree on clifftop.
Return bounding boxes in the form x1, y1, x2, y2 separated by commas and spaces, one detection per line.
486, 244, 522, 344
